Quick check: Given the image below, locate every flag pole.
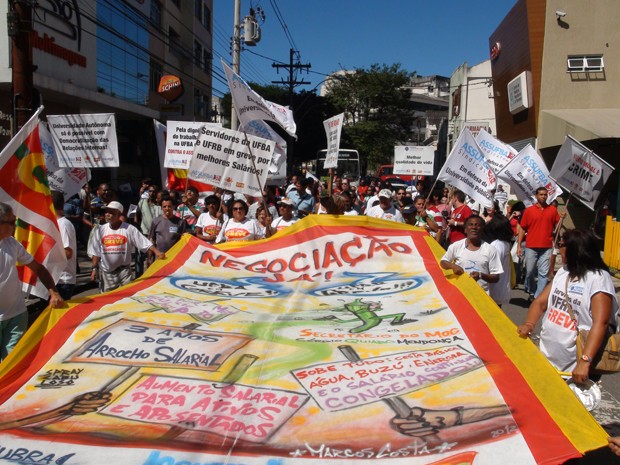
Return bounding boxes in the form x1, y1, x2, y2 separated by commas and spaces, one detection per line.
554, 192, 572, 244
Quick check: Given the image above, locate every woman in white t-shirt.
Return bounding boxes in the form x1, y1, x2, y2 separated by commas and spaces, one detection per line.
216, 199, 264, 243
518, 229, 619, 384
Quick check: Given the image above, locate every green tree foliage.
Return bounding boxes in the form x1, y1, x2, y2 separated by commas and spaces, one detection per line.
325, 63, 415, 170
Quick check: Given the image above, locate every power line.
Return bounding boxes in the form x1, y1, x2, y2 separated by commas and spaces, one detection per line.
268, 0, 297, 51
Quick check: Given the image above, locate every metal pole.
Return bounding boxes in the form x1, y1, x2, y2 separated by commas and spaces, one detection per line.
231, 0, 241, 130
11, 0, 34, 131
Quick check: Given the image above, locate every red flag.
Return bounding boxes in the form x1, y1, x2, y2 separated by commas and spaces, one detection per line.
0, 107, 66, 298
166, 167, 214, 193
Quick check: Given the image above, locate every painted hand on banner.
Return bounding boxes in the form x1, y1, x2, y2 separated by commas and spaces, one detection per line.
390, 405, 511, 437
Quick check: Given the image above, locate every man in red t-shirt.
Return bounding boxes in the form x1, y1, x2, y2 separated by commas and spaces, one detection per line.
447, 190, 473, 245
517, 187, 560, 300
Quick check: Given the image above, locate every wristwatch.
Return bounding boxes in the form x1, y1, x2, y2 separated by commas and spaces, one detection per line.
581, 354, 592, 363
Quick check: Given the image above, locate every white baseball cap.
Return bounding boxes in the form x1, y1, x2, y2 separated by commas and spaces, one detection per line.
378, 189, 393, 199
104, 201, 124, 213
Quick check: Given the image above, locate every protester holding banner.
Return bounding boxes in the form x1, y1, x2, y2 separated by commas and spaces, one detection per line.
403, 196, 439, 237
516, 187, 561, 301
148, 196, 188, 256
195, 195, 226, 244
256, 206, 274, 238
0, 202, 64, 360
136, 184, 161, 236
271, 198, 299, 233
215, 199, 264, 243
288, 178, 315, 219
90, 201, 165, 293
176, 187, 203, 233
446, 190, 473, 245
609, 437, 620, 457
365, 189, 405, 223
440, 215, 502, 294
51, 191, 77, 300
517, 229, 618, 383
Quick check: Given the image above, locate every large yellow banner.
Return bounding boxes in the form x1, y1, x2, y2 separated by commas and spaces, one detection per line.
0, 216, 606, 464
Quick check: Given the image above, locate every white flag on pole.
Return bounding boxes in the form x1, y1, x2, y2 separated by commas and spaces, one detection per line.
497, 145, 562, 205
549, 135, 615, 210
437, 128, 496, 209
223, 60, 297, 138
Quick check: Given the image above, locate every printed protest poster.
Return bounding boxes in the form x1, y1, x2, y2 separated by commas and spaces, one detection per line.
323, 113, 344, 169
164, 121, 205, 169
475, 129, 517, 174
550, 136, 615, 210
47, 113, 119, 168
40, 122, 90, 199
438, 128, 496, 208
240, 119, 287, 184
497, 145, 562, 204
188, 126, 273, 196
394, 145, 435, 176
0, 216, 607, 465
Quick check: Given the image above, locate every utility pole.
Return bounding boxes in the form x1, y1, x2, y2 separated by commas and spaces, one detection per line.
8, 0, 35, 132
272, 49, 310, 176
230, 0, 241, 130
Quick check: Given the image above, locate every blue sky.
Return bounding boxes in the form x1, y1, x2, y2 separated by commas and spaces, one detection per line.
212, 0, 516, 96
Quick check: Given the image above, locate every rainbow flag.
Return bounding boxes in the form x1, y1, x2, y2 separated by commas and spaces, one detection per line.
0, 216, 608, 464
0, 107, 66, 298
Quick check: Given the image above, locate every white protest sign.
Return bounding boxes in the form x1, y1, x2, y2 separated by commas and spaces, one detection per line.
437, 128, 496, 209
292, 346, 482, 412
497, 145, 562, 204
550, 136, 614, 210
188, 126, 274, 196
223, 61, 297, 137
475, 129, 518, 174
47, 113, 119, 168
164, 121, 206, 169
323, 113, 344, 169
240, 119, 287, 175
394, 145, 435, 176
39, 122, 90, 199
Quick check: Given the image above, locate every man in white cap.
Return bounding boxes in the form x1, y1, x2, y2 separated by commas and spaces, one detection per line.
271, 198, 299, 233
90, 201, 165, 292
365, 189, 404, 223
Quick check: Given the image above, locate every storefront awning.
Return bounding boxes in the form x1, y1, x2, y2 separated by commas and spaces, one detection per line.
538, 108, 620, 148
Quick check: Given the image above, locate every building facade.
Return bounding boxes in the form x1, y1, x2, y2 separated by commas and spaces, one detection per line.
1, 0, 214, 188
489, 0, 619, 222
448, 60, 496, 154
